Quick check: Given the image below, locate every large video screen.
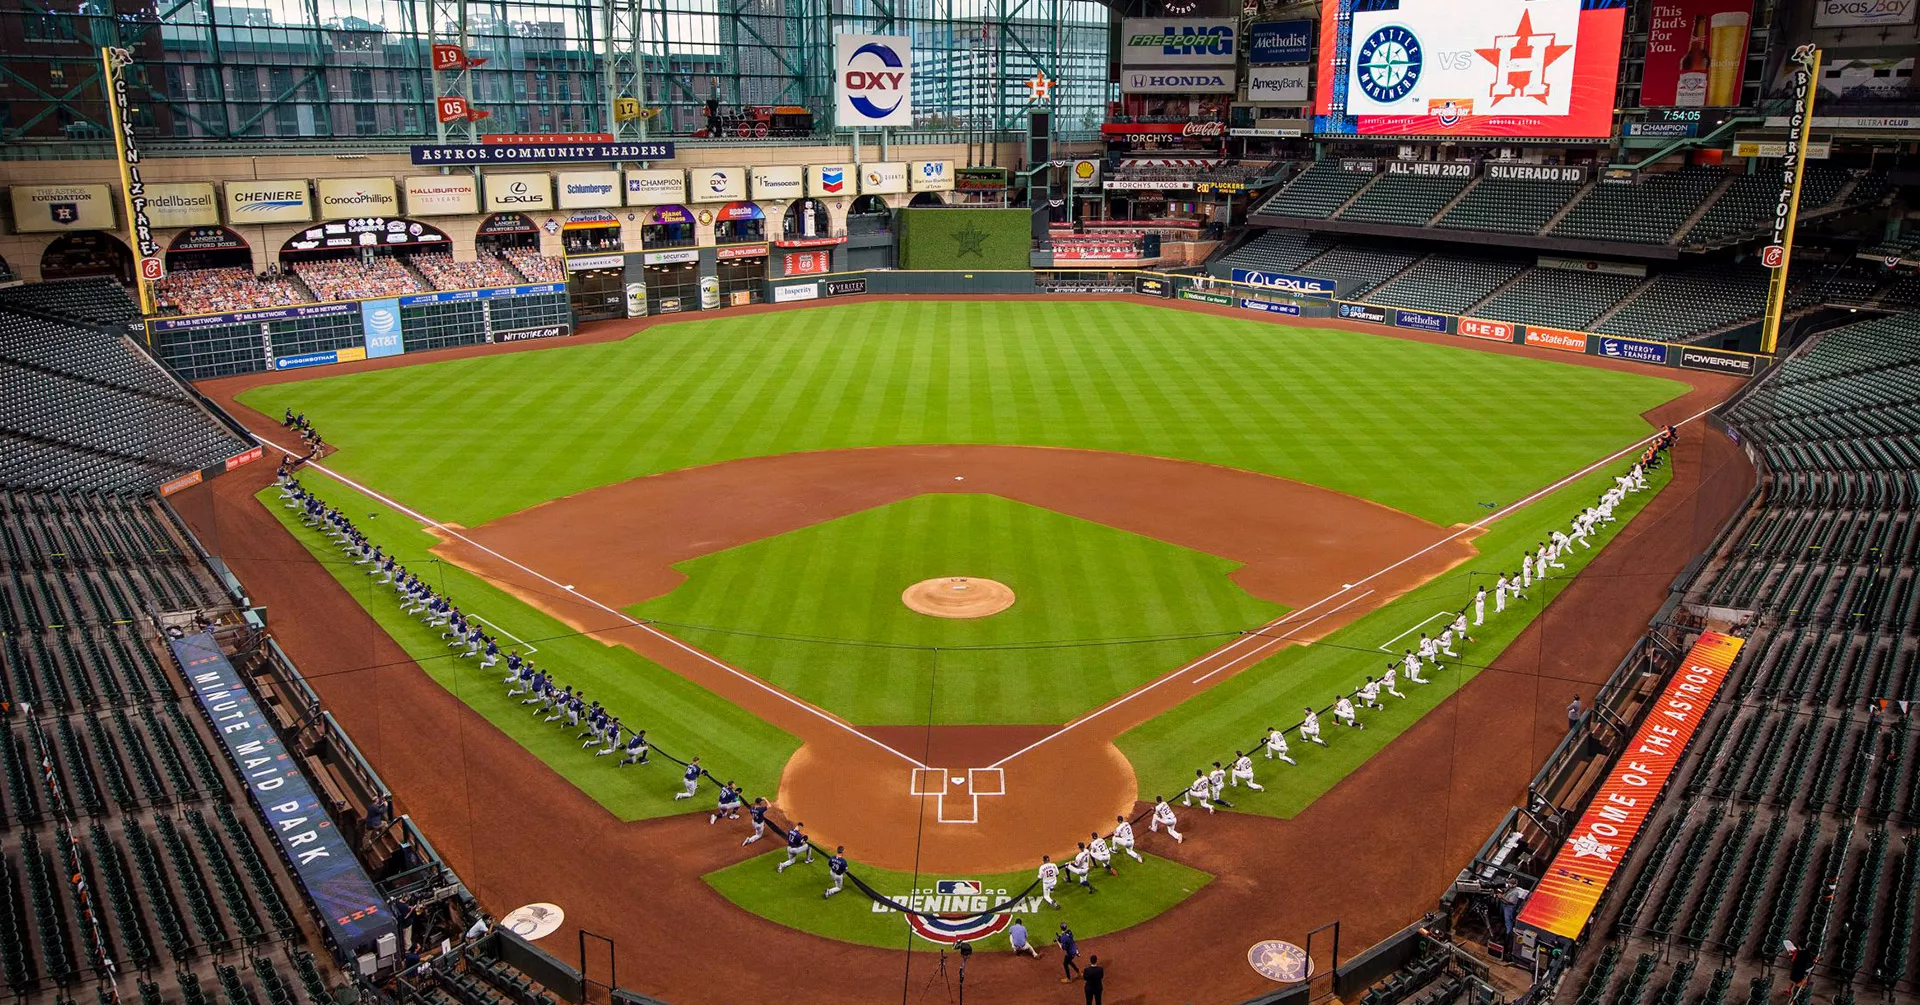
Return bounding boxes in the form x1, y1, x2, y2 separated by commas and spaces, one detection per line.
1315, 0, 1627, 138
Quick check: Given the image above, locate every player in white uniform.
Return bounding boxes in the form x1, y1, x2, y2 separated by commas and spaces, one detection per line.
1403, 649, 1428, 684
1357, 675, 1383, 710
1418, 635, 1442, 672
1150, 796, 1184, 843
1264, 727, 1296, 764
1520, 552, 1534, 589
1066, 843, 1097, 893
1088, 832, 1118, 875
1332, 695, 1363, 729
1451, 612, 1473, 650
1495, 574, 1511, 614
1207, 762, 1232, 808
1111, 815, 1144, 862
1537, 542, 1554, 576
1037, 856, 1062, 908
1230, 751, 1264, 791
1183, 769, 1215, 813
1380, 662, 1406, 699
1474, 586, 1487, 625
1300, 707, 1327, 745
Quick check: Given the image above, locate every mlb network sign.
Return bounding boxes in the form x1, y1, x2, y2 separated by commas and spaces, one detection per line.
835, 34, 912, 127
1120, 18, 1237, 66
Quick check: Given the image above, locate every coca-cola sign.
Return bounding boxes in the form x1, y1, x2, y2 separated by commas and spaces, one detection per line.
1099, 121, 1227, 137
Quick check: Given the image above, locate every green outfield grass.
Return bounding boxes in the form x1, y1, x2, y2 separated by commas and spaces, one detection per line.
259, 476, 800, 821
1116, 460, 1673, 818
236, 302, 1686, 528
704, 848, 1211, 951
636, 493, 1285, 724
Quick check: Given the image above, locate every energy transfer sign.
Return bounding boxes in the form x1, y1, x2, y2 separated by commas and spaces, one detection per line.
835, 34, 913, 127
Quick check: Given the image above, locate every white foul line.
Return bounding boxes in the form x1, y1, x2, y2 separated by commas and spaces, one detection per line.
253, 433, 930, 770
1187, 588, 1376, 686
986, 404, 1716, 770
1377, 611, 1454, 653
471, 615, 539, 654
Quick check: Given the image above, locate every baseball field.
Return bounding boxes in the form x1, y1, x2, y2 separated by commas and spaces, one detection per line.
218, 299, 1698, 952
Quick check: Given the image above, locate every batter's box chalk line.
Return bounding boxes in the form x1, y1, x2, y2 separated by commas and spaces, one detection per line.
909, 766, 1007, 824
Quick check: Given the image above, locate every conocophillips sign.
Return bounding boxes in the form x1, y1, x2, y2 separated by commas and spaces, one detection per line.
315, 177, 399, 217
1120, 19, 1237, 66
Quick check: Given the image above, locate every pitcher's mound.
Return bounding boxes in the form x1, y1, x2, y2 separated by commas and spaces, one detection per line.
902, 577, 1015, 619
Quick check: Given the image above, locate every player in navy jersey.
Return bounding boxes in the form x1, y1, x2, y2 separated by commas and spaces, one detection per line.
823, 846, 849, 898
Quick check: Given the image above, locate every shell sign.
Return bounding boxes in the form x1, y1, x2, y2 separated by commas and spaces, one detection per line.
1072, 159, 1100, 183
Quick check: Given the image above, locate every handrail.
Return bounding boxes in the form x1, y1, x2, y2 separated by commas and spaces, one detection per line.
1612, 115, 1766, 171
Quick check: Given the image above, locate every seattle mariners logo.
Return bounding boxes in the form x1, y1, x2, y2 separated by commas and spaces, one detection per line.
1355, 25, 1421, 104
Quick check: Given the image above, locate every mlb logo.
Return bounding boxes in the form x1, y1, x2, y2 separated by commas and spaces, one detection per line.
936, 880, 981, 895
49, 203, 79, 225
821, 167, 845, 193
1428, 99, 1471, 127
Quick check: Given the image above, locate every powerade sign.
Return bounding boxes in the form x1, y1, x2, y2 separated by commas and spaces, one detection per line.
1680, 346, 1757, 376
361, 298, 403, 358
1338, 302, 1389, 324
1247, 20, 1312, 65
1232, 268, 1335, 298
1393, 308, 1449, 333
1240, 297, 1301, 315
170, 633, 395, 955
1597, 336, 1669, 365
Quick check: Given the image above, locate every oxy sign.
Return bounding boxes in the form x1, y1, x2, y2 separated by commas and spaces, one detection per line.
836, 34, 913, 127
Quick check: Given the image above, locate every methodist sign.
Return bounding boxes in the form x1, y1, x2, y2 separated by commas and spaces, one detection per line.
1517, 632, 1745, 940
835, 34, 913, 127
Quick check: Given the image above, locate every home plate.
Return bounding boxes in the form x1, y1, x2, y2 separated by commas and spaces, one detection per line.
951, 776, 965, 784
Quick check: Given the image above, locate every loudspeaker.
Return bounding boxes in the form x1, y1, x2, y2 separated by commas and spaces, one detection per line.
1028, 111, 1051, 165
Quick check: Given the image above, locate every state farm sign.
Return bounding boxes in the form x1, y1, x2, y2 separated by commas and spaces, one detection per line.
1524, 327, 1589, 353
1459, 318, 1513, 342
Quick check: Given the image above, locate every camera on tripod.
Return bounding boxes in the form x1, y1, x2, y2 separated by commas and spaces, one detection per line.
956, 941, 972, 959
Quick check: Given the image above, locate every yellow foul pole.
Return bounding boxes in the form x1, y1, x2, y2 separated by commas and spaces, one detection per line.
101, 46, 158, 317
1760, 44, 1820, 356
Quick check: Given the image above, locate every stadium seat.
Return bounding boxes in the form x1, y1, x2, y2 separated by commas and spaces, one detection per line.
1253, 163, 1375, 219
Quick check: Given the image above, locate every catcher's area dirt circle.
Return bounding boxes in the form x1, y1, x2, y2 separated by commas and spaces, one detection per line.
901, 577, 1015, 619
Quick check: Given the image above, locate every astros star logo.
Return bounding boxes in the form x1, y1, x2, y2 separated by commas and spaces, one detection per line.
1474, 10, 1572, 105
1567, 832, 1617, 862
953, 223, 989, 258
